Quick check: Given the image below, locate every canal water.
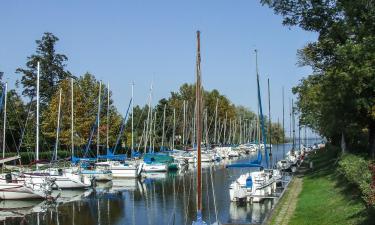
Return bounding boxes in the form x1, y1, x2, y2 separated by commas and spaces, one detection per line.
2, 142, 316, 225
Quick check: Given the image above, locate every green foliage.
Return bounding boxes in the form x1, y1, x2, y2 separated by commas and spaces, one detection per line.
261, 0, 375, 155
16, 32, 73, 105
338, 153, 373, 205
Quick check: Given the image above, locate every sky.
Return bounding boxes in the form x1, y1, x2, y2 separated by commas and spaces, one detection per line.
0, 0, 318, 136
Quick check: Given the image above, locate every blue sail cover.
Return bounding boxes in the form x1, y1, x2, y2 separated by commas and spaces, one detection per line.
97, 148, 127, 161
71, 156, 97, 164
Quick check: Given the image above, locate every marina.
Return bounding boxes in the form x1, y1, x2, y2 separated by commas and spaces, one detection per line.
1, 1, 374, 224
0, 142, 318, 225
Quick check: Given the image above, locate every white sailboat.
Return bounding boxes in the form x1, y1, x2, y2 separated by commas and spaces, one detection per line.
0, 80, 53, 199
96, 82, 141, 178
19, 66, 92, 189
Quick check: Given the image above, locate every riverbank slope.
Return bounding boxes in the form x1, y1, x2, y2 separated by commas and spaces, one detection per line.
267, 148, 375, 225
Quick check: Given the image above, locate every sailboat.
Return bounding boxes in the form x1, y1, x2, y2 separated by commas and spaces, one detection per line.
75, 81, 113, 182
227, 50, 281, 203
96, 87, 142, 178
19, 65, 92, 189
0, 81, 53, 199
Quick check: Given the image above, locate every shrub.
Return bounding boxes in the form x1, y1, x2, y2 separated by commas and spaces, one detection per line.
338, 153, 373, 206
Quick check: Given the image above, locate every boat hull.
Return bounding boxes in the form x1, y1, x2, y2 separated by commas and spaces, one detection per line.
0, 183, 44, 200
142, 164, 168, 172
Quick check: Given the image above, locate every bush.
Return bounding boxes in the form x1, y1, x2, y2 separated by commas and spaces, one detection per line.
338, 153, 374, 206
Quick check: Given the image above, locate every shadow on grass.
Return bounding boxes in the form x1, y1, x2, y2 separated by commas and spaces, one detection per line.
302, 146, 375, 225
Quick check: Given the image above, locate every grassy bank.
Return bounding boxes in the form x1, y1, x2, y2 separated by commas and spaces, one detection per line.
288, 148, 375, 225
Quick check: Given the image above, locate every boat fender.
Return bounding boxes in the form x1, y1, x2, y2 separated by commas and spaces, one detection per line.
246, 176, 253, 188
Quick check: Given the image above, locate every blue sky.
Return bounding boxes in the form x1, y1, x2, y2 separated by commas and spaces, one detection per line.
0, 0, 317, 135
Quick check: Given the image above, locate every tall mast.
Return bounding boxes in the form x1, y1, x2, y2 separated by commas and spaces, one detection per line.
239, 117, 242, 144
205, 109, 208, 147
224, 112, 227, 145
144, 84, 152, 153
255, 49, 268, 167
268, 78, 272, 156
172, 108, 176, 150
106, 83, 110, 152
195, 30, 203, 222
71, 78, 74, 158
97, 81, 102, 159
36, 62, 40, 162
152, 111, 157, 152
282, 86, 285, 157
161, 104, 166, 150
214, 98, 218, 144
289, 98, 292, 142
292, 98, 295, 153
182, 100, 186, 149
2, 82, 7, 158
54, 88, 62, 160
131, 82, 134, 155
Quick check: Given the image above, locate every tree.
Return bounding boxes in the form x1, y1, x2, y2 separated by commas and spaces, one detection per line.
41, 73, 123, 157
16, 32, 73, 106
262, 0, 375, 156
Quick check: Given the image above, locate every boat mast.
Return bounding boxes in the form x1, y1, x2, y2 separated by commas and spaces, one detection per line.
282, 86, 285, 157
214, 98, 218, 144
161, 104, 166, 150
223, 112, 227, 145
144, 84, 152, 153
172, 108, 176, 150
268, 78, 272, 158
239, 117, 242, 144
54, 88, 62, 161
292, 98, 295, 154
194, 30, 204, 223
97, 81, 102, 159
182, 100, 186, 149
2, 82, 7, 159
36, 62, 40, 163
131, 82, 134, 156
71, 78, 74, 159
106, 83, 110, 153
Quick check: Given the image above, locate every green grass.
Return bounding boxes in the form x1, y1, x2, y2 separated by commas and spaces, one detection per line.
289, 148, 375, 225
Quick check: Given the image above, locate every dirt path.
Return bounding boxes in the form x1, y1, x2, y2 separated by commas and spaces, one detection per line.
271, 177, 303, 225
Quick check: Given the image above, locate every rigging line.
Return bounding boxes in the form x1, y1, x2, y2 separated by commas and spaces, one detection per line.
184, 171, 193, 225
210, 165, 219, 223
205, 168, 211, 224
17, 96, 34, 153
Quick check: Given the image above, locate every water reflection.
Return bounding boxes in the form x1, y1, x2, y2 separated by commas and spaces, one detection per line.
2, 143, 318, 225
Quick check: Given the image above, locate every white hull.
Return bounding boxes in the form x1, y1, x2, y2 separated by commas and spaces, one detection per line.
229, 170, 279, 203
22, 171, 91, 189
96, 161, 141, 178
142, 163, 168, 172
111, 168, 139, 178
81, 171, 113, 181
0, 183, 44, 200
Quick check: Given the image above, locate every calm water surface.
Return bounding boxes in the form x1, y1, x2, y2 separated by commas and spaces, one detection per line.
2, 142, 314, 225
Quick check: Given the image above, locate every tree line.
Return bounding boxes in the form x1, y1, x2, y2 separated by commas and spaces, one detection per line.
0, 32, 285, 160
261, 0, 375, 157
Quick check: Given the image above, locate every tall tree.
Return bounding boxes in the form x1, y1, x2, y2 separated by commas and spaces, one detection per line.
262, 0, 375, 156
16, 32, 73, 106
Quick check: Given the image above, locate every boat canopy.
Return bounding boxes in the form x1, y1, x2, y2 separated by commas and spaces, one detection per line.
143, 153, 174, 164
